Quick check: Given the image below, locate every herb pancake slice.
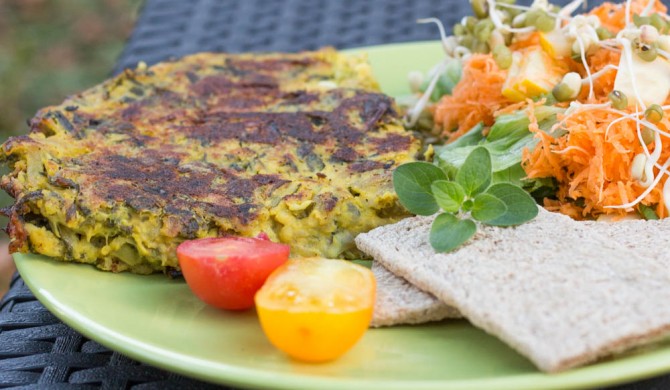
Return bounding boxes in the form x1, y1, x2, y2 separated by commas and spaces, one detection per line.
1, 49, 420, 273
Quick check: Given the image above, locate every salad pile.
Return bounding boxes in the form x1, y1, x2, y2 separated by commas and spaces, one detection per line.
408, 0, 670, 220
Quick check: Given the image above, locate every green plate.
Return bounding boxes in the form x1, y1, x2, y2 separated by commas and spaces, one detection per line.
14, 41, 670, 389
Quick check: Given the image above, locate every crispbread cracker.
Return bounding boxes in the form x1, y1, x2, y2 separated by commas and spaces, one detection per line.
583, 217, 670, 263
355, 208, 670, 372
371, 261, 460, 327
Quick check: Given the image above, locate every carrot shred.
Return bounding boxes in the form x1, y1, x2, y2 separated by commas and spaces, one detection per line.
523, 102, 670, 218
575, 49, 620, 102
509, 32, 541, 51
525, 98, 542, 134
433, 54, 513, 141
493, 100, 530, 116
589, 0, 667, 34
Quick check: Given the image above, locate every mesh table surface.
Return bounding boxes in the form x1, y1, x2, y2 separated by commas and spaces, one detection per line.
2, 0, 670, 388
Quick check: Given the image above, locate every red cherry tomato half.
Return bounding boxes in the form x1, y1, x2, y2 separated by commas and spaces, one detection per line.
177, 236, 290, 310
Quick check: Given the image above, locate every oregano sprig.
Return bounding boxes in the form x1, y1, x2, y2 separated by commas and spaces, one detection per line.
393, 147, 538, 252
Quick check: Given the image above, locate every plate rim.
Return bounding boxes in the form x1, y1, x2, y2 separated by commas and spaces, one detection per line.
17, 253, 670, 390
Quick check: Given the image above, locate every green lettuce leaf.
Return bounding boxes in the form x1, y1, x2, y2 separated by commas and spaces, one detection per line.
435, 105, 564, 180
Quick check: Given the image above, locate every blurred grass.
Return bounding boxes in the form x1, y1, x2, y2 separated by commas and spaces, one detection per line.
0, 0, 141, 212
0, 0, 141, 138
0, 0, 141, 295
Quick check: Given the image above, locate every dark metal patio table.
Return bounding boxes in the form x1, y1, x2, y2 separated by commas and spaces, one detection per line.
1, 0, 670, 388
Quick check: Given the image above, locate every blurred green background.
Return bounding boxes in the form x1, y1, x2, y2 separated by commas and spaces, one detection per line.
0, 0, 142, 295
0, 0, 141, 138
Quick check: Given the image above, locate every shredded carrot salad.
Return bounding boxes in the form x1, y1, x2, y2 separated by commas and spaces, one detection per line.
430, 0, 670, 219
589, 1, 667, 33
522, 1, 670, 219
523, 106, 670, 218
433, 33, 545, 141
433, 54, 512, 141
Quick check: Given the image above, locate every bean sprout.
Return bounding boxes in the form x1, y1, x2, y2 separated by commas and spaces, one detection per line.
487, 0, 535, 34
417, 18, 456, 56
641, 0, 656, 17
574, 33, 595, 100
581, 64, 618, 85
618, 37, 648, 111
406, 58, 450, 127
605, 155, 670, 209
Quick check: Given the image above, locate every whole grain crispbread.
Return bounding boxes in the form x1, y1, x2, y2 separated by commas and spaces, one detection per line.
371, 261, 460, 327
355, 208, 670, 372
583, 217, 670, 262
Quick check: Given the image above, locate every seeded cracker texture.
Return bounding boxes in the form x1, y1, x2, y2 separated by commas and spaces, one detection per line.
371, 261, 461, 327
355, 207, 670, 372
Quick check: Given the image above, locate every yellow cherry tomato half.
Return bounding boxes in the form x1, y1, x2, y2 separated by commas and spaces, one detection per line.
255, 257, 376, 362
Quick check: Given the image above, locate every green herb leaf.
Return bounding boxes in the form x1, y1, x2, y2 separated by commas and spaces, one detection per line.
434, 105, 564, 175
430, 213, 477, 252
638, 204, 659, 220
351, 260, 373, 268
472, 193, 507, 222
445, 122, 486, 148
436, 133, 537, 174
492, 163, 526, 186
456, 146, 491, 196
462, 198, 474, 212
487, 105, 562, 141
393, 162, 447, 216
484, 183, 538, 226
421, 61, 463, 102
439, 60, 463, 96
522, 175, 557, 193
435, 123, 484, 180
431, 180, 466, 213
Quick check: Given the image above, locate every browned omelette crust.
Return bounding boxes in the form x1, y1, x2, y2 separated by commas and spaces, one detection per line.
1, 49, 420, 273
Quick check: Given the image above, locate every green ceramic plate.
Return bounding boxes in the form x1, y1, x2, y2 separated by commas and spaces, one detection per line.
15, 41, 670, 390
